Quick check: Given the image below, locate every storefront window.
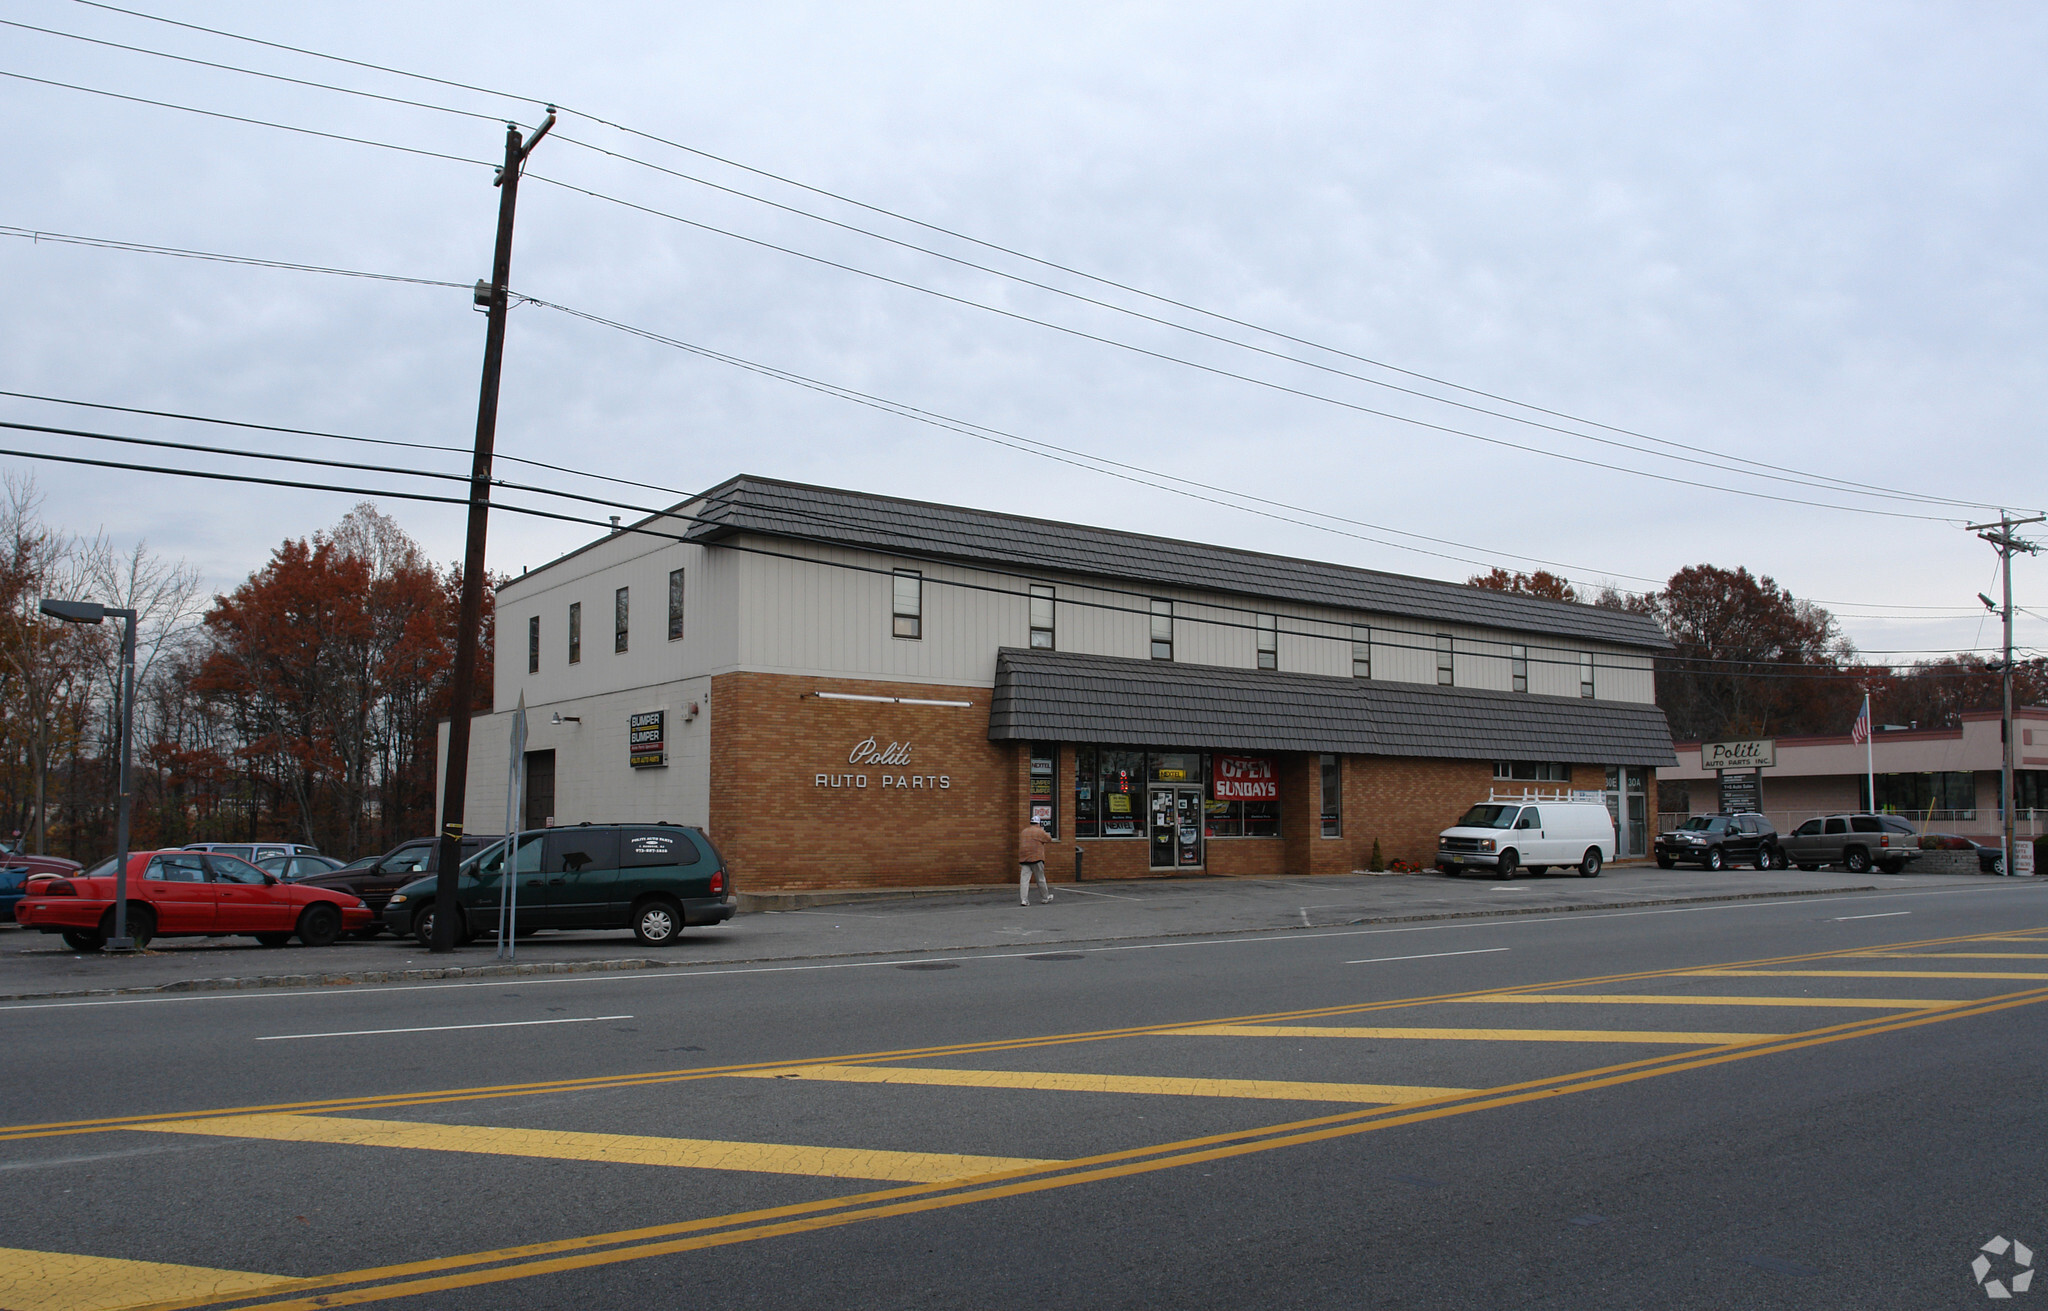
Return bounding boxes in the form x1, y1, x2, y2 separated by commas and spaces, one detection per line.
1209, 754, 1280, 838
1861, 771, 1975, 816
1029, 743, 1057, 836
1150, 752, 1203, 784
1097, 749, 1145, 837
1320, 754, 1341, 837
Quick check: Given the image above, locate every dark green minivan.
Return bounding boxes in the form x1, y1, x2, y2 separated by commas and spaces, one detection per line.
381, 823, 734, 947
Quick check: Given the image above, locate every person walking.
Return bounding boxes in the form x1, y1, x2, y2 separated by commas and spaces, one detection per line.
1018, 820, 1054, 906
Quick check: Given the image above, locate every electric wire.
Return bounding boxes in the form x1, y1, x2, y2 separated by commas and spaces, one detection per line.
4, 423, 2033, 676
0, 54, 2011, 520
51, 0, 2023, 517
0, 218, 2018, 617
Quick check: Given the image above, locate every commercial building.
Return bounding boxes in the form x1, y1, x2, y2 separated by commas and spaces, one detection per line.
1659, 708, 2048, 839
441, 476, 1677, 891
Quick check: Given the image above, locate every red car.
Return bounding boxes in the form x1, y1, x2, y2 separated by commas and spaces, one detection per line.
15, 849, 373, 951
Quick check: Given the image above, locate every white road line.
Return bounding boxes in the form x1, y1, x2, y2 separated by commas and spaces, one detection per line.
1346, 947, 1512, 965
255, 1015, 633, 1041
1, 884, 2035, 1015
1830, 912, 1911, 922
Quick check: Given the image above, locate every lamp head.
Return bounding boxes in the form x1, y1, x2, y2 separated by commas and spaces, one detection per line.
39, 598, 104, 624
1980, 593, 1999, 612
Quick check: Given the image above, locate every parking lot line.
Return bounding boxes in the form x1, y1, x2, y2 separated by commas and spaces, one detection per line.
131, 1113, 1054, 1183
1154, 1025, 1783, 1044
1474, 993, 1951, 1008
0, 1244, 291, 1311
728, 1065, 1473, 1103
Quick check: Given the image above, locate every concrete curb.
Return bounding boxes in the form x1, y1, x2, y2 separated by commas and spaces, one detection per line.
0, 884, 1884, 1004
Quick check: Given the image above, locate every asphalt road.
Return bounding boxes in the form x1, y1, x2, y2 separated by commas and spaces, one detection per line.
4, 878, 2046, 1310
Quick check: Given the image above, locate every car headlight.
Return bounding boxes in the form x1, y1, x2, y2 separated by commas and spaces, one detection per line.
387, 894, 407, 905
1477, 839, 1494, 852
356, 899, 370, 909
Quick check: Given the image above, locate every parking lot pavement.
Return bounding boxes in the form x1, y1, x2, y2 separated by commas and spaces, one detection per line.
0, 864, 2032, 1001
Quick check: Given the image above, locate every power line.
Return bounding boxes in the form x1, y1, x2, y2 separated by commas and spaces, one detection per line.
0, 68, 491, 169
0, 226, 467, 289
3, 61, 2012, 521
2, 218, 2024, 620
53, 0, 2023, 518
6, 422, 2034, 678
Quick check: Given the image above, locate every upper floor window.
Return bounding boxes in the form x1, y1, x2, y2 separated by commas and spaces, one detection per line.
1494, 760, 1567, 782
893, 570, 922, 640
568, 602, 582, 664
527, 615, 539, 675
614, 587, 630, 654
1029, 584, 1055, 650
1352, 625, 1371, 679
1256, 614, 1277, 670
668, 568, 685, 641
1580, 652, 1595, 698
1436, 634, 1454, 686
1150, 599, 1174, 661
1511, 644, 1528, 693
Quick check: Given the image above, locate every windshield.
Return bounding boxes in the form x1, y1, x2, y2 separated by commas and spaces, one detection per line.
1454, 805, 1522, 829
1677, 816, 1726, 832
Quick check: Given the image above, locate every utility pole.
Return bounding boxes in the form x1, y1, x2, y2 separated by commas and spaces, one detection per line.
1968, 512, 2044, 878
433, 109, 555, 952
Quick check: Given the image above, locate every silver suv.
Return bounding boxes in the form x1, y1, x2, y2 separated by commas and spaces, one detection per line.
1779, 814, 1923, 874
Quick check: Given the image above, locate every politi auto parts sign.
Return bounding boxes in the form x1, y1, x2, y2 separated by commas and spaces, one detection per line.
1702, 738, 1775, 771
816, 736, 950, 791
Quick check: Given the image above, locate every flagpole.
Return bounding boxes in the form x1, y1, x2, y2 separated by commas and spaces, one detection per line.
1863, 693, 1874, 814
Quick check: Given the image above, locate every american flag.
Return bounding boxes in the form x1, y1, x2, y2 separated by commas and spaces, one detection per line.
1851, 695, 1871, 745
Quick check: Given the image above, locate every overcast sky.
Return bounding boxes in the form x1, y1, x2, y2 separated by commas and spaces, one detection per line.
5, 1, 2045, 673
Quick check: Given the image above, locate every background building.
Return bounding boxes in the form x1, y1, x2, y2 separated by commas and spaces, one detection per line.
442, 476, 1677, 890
1659, 709, 2048, 838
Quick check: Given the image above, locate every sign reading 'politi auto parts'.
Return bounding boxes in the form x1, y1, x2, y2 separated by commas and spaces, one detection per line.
816, 736, 951, 791
1701, 739, 1775, 770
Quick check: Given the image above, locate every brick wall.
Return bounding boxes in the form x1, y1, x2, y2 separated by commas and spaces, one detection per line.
708, 671, 1019, 891
710, 676, 1649, 888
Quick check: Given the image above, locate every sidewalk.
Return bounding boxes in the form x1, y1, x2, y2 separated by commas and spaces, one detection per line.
1, 864, 2034, 1002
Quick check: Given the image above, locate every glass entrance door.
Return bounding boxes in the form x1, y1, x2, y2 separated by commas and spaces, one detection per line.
1150, 787, 1204, 870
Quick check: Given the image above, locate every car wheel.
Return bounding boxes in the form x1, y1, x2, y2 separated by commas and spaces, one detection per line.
633, 897, 684, 947
1990, 855, 2006, 876
98, 904, 155, 949
412, 903, 471, 948
1706, 848, 1725, 872
1579, 847, 1602, 878
1843, 848, 1871, 874
1755, 847, 1774, 871
1771, 848, 1789, 870
1495, 850, 1518, 880
295, 903, 343, 948
255, 932, 292, 948
61, 929, 105, 952
1877, 860, 1904, 875
1655, 855, 1675, 870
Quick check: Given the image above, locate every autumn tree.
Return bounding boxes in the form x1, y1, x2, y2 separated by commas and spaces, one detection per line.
1638, 564, 1859, 740
1466, 568, 1580, 603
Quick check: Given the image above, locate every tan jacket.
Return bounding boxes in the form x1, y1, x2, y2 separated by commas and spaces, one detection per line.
1018, 824, 1052, 862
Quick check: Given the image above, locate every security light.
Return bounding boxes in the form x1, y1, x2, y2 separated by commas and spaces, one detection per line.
39, 598, 105, 624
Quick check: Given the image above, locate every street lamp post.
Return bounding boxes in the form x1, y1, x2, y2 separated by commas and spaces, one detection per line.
41, 598, 139, 951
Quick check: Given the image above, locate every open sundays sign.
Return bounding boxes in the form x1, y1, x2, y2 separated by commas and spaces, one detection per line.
1213, 755, 1278, 801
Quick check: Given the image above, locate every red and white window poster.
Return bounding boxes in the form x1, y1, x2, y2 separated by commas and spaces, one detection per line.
1212, 755, 1278, 801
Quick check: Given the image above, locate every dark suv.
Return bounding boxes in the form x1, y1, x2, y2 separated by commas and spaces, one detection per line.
1654, 813, 1784, 870
1779, 814, 1923, 874
382, 823, 734, 947
295, 834, 501, 933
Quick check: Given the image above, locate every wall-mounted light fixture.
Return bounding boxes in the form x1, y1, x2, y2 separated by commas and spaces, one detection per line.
809, 691, 973, 707
551, 711, 582, 725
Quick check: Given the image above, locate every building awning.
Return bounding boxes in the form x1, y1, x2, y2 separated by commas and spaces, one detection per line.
990, 648, 1678, 767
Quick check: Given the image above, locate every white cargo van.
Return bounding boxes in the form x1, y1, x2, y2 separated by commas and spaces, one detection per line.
1436, 796, 1615, 878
